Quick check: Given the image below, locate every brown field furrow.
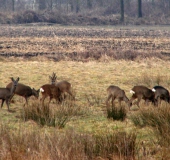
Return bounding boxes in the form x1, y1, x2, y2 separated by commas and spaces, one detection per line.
0, 37, 170, 59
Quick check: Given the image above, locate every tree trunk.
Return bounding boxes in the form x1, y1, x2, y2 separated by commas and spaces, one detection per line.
38, 0, 46, 10
49, 0, 53, 11
12, 0, 15, 12
87, 0, 92, 9
120, 0, 124, 22
138, 0, 142, 18
76, 0, 80, 13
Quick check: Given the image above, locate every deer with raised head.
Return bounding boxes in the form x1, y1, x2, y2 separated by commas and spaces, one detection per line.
6, 82, 40, 106
152, 86, 170, 106
129, 85, 156, 108
0, 77, 19, 111
106, 85, 131, 109
49, 72, 75, 101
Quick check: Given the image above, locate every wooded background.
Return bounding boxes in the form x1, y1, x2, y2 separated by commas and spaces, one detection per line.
0, 0, 170, 25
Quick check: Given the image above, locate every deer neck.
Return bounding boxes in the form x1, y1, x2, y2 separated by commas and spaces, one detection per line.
10, 84, 17, 96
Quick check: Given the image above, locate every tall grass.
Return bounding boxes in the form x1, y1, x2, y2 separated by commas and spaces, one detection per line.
130, 105, 170, 146
21, 101, 88, 128
107, 105, 127, 121
0, 122, 136, 160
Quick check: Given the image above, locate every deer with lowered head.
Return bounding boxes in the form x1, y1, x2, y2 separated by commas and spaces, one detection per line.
49, 72, 75, 101
39, 84, 61, 106
106, 85, 131, 109
129, 85, 156, 108
39, 73, 62, 106
6, 82, 40, 106
0, 77, 19, 111
152, 86, 170, 106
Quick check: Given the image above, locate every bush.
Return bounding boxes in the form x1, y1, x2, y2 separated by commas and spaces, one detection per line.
21, 100, 89, 128
107, 105, 127, 121
21, 102, 70, 128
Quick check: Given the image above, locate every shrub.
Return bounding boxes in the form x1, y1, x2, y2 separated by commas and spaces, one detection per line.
21, 102, 70, 128
107, 105, 127, 121
21, 101, 89, 128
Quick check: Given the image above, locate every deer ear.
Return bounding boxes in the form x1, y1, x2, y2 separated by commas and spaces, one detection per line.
11, 77, 14, 81
17, 77, 20, 81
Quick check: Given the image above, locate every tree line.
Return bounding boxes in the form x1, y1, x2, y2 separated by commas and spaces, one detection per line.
0, 0, 170, 23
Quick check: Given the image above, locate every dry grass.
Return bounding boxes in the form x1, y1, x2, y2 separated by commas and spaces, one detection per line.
0, 25, 170, 159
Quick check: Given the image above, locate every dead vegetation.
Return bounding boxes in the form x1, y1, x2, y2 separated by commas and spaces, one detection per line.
0, 25, 170, 159
0, 25, 170, 61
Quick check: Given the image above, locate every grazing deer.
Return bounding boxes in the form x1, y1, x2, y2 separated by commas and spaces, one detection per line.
0, 77, 19, 111
49, 72, 75, 101
152, 86, 170, 106
6, 83, 40, 106
129, 85, 155, 108
106, 85, 131, 109
39, 84, 61, 106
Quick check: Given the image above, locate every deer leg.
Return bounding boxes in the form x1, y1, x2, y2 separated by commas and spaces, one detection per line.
40, 95, 47, 107
135, 96, 142, 108
144, 99, 150, 106
128, 96, 136, 109
154, 95, 160, 107
118, 99, 122, 106
165, 96, 169, 104
48, 96, 53, 105
67, 90, 75, 100
5, 99, 10, 111
157, 97, 161, 106
1, 99, 5, 108
23, 97, 28, 107
111, 96, 116, 107
106, 94, 112, 108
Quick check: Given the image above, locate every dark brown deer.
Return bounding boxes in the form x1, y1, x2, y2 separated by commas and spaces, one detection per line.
106, 85, 131, 109
152, 86, 170, 106
129, 85, 156, 108
6, 83, 40, 106
0, 77, 19, 111
39, 84, 61, 106
49, 72, 75, 101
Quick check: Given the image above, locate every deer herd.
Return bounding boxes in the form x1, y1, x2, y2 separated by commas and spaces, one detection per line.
0, 72, 169, 111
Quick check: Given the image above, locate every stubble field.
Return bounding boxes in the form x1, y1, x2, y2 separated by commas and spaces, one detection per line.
0, 24, 170, 159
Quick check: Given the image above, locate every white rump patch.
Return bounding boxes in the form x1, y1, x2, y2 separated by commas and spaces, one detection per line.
40, 88, 44, 92
130, 90, 135, 94
152, 88, 156, 92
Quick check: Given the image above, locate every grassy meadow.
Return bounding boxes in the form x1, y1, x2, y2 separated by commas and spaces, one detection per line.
0, 25, 170, 159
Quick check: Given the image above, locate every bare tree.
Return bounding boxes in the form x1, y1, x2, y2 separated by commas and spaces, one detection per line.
120, 0, 124, 22
138, 0, 142, 17
76, 0, 80, 13
38, 0, 46, 10
12, 0, 15, 11
0, 0, 7, 11
87, 0, 92, 9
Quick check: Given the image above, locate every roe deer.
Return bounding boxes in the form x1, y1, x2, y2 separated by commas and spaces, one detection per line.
129, 85, 155, 108
152, 86, 170, 106
106, 85, 131, 109
49, 72, 75, 101
0, 77, 19, 111
6, 83, 40, 106
39, 84, 61, 106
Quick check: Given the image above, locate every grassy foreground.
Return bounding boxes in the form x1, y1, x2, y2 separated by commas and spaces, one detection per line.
0, 59, 170, 159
